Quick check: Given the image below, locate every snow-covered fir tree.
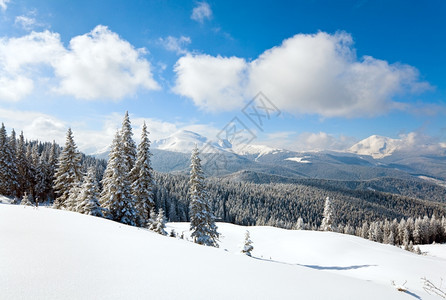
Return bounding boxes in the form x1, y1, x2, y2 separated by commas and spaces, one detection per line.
8, 129, 19, 198
149, 208, 167, 235
16, 131, 29, 198
130, 122, 155, 227
100, 130, 136, 226
53, 128, 82, 209
65, 180, 82, 212
21, 192, 33, 206
241, 230, 254, 256
188, 145, 219, 247
121, 111, 137, 174
295, 217, 305, 230
321, 196, 333, 231
77, 167, 103, 217
0, 123, 16, 196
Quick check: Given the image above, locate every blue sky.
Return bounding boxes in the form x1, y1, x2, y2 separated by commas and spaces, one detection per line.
0, 0, 445, 153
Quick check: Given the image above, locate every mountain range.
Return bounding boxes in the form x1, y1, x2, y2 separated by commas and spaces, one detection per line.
94, 130, 446, 185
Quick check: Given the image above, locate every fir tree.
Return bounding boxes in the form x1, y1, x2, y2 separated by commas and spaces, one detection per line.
188, 145, 219, 247
120, 111, 137, 174
295, 217, 305, 230
65, 180, 82, 212
149, 208, 167, 235
21, 192, 33, 206
0, 123, 15, 196
77, 167, 103, 217
130, 122, 155, 226
8, 129, 19, 198
321, 196, 333, 231
53, 128, 82, 209
16, 132, 29, 198
100, 130, 136, 226
241, 230, 254, 256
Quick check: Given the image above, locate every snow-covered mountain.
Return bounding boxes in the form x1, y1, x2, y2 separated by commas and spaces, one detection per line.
348, 135, 400, 159
1, 203, 445, 299
152, 129, 282, 157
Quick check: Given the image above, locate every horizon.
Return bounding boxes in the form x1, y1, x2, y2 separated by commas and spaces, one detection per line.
0, 0, 445, 154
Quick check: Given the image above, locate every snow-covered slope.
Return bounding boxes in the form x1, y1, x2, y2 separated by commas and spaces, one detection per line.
348, 135, 400, 158
153, 130, 209, 153
1, 204, 444, 299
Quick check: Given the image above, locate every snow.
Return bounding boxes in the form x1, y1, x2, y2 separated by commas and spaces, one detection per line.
419, 244, 446, 260
1, 204, 444, 299
285, 156, 311, 163
348, 135, 399, 159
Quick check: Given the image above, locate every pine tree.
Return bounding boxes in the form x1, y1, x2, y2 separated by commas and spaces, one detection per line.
188, 145, 219, 247
0, 123, 15, 196
241, 230, 254, 256
53, 128, 82, 209
100, 130, 136, 226
16, 132, 29, 198
321, 196, 333, 231
8, 129, 19, 198
121, 111, 137, 174
295, 217, 305, 230
46, 141, 59, 200
130, 122, 155, 226
149, 208, 167, 235
21, 192, 33, 206
65, 180, 82, 211
77, 167, 103, 217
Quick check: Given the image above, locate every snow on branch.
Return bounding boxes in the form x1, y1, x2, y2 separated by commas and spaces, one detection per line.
422, 277, 446, 298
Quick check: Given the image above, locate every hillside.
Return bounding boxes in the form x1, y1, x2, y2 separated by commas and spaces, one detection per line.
1, 204, 445, 299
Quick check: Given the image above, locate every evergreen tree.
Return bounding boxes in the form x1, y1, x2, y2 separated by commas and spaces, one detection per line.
130, 122, 155, 226
149, 208, 167, 235
77, 167, 103, 217
21, 192, 33, 206
53, 128, 82, 209
295, 217, 305, 230
321, 196, 333, 231
100, 130, 136, 226
8, 129, 19, 198
65, 180, 82, 212
16, 132, 29, 198
241, 230, 254, 256
0, 123, 15, 196
46, 141, 59, 200
120, 111, 137, 174
188, 145, 219, 247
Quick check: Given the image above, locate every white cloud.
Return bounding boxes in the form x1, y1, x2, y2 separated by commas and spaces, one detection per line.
54, 25, 159, 100
294, 132, 357, 151
0, 30, 65, 101
0, 0, 9, 11
174, 54, 248, 111
173, 32, 431, 118
15, 16, 37, 30
191, 2, 212, 23
159, 36, 191, 55
0, 25, 159, 101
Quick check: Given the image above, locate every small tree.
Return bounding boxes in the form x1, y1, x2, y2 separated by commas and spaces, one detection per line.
188, 145, 219, 247
149, 208, 167, 235
295, 217, 305, 230
77, 167, 103, 217
321, 196, 333, 231
21, 192, 33, 206
241, 230, 254, 257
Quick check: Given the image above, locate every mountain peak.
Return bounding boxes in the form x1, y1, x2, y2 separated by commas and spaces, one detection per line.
348, 135, 399, 159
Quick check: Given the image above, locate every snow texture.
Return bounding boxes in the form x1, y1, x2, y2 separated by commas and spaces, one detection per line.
0, 203, 444, 299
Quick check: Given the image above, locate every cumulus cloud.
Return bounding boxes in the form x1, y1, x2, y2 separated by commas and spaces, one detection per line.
0, 30, 65, 101
159, 36, 191, 55
0, 0, 9, 11
191, 2, 212, 23
173, 31, 431, 118
174, 54, 248, 111
54, 25, 159, 99
0, 25, 159, 101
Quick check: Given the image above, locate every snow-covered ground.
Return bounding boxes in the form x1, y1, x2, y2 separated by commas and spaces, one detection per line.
1, 203, 445, 299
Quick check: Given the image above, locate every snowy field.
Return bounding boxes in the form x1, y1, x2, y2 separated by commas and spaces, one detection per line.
1, 203, 445, 300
